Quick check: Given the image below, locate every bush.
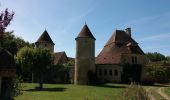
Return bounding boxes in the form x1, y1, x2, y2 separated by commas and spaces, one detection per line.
145, 62, 170, 83
123, 82, 150, 100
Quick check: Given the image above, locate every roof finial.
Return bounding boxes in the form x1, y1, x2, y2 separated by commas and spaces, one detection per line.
85, 21, 87, 25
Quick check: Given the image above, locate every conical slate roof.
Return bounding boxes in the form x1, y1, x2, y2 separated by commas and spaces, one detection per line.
95, 29, 144, 64
36, 30, 54, 44
0, 48, 15, 68
76, 24, 95, 40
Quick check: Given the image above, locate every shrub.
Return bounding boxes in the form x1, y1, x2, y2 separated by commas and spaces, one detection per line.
123, 82, 150, 100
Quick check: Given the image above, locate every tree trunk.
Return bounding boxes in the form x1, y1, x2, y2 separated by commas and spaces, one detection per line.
39, 75, 43, 89
32, 72, 34, 83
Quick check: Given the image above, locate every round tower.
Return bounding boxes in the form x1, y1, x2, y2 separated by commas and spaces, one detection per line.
35, 30, 55, 53
74, 24, 96, 85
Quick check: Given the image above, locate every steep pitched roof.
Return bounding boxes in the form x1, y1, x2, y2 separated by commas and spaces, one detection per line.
105, 30, 137, 46
54, 51, 68, 65
36, 30, 54, 44
76, 24, 96, 40
96, 29, 144, 65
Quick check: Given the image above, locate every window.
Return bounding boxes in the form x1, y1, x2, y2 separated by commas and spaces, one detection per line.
132, 56, 137, 64
109, 69, 112, 76
135, 56, 137, 64
44, 44, 47, 47
114, 70, 118, 76
99, 69, 102, 76
104, 69, 107, 76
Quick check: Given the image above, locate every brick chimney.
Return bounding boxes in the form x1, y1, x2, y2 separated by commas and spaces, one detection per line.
125, 27, 131, 37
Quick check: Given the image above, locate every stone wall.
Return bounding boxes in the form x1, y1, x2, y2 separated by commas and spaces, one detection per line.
75, 38, 95, 84
36, 42, 54, 53
96, 64, 123, 82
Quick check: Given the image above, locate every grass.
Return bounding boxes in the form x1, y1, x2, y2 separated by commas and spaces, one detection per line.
164, 87, 170, 96
150, 87, 165, 100
15, 83, 126, 100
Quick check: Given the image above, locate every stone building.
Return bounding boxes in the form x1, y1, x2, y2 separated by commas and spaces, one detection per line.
95, 28, 148, 82
75, 25, 148, 84
36, 26, 147, 84
35, 30, 55, 53
0, 48, 16, 99
74, 24, 95, 84
35, 30, 69, 65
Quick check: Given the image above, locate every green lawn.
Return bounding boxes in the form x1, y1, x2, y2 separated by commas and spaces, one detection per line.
15, 83, 126, 100
164, 87, 170, 96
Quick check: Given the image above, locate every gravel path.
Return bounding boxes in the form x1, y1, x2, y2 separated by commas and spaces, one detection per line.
146, 88, 156, 100
157, 87, 170, 100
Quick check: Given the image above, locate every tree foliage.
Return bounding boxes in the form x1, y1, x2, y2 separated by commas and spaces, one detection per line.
16, 47, 54, 89
144, 62, 170, 83
145, 52, 166, 62
0, 8, 14, 34
0, 32, 31, 55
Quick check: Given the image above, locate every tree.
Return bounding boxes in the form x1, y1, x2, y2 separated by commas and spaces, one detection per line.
16, 47, 35, 75
145, 52, 166, 62
1, 31, 31, 55
0, 8, 14, 46
144, 62, 170, 83
16, 47, 53, 89
33, 47, 53, 89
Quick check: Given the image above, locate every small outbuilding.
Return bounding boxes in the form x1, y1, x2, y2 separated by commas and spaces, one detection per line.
0, 48, 16, 99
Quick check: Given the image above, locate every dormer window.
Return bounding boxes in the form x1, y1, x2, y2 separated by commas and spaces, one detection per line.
132, 56, 137, 64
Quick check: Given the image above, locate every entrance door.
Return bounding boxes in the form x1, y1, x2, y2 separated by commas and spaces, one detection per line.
0, 77, 12, 100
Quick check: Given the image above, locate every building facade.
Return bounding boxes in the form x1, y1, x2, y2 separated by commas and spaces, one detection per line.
95, 28, 148, 82
36, 25, 148, 84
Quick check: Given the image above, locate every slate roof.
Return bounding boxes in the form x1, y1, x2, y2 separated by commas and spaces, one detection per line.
0, 48, 15, 68
54, 51, 68, 65
76, 24, 95, 40
95, 29, 144, 65
36, 30, 54, 44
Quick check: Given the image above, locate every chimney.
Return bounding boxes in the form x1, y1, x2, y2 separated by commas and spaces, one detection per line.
125, 27, 131, 37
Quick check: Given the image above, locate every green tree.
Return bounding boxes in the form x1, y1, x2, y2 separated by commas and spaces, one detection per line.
0, 32, 32, 55
145, 62, 170, 83
34, 47, 53, 89
145, 52, 166, 62
16, 47, 53, 89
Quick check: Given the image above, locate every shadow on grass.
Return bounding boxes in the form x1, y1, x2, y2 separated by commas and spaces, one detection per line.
25, 87, 66, 92
89, 84, 126, 88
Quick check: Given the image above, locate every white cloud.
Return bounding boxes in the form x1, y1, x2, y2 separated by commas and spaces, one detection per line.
138, 33, 170, 42
144, 45, 170, 50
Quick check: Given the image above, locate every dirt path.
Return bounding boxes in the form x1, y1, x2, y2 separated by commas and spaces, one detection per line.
157, 87, 170, 100
146, 88, 156, 100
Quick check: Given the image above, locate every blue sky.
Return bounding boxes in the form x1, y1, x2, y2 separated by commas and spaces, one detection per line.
1, 0, 170, 57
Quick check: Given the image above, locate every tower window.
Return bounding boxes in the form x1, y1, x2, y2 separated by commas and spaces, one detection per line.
114, 70, 118, 76
109, 69, 112, 76
104, 69, 107, 76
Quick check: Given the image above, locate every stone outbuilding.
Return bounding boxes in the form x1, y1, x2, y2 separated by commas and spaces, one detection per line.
0, 48, 16, 99
95, 28, 148, 82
